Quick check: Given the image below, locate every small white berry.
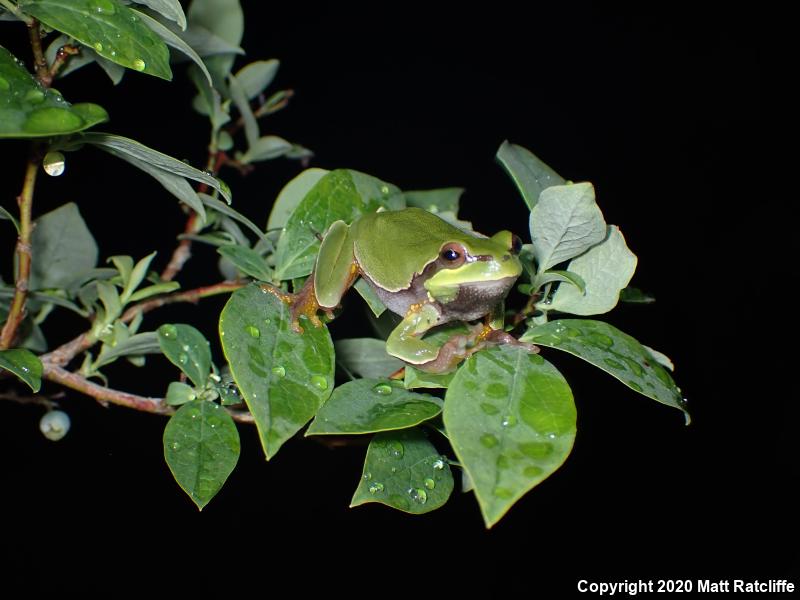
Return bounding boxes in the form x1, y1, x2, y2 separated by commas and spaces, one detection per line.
39, 410, 70, 441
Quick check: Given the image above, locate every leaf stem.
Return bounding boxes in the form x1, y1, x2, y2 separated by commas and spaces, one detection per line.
48, 44, 80, 81
0, 156, 40, 350
0, 0, 33, 26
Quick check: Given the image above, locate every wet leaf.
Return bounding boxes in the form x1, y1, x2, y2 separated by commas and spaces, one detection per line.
307, 379, 442, 435
219, 284, 334, 459
217, 245, 271, 281
521, 319, 688, 419
444, 346, 576, 528
20, 0, 172, 79
157, 323, 212, 388
0, 348, 42, 392
163, 399, 240, 510
0, 45, 108, 138
351, 428, 453, 514
266, 168, 328, 231
334, 338, 402, 379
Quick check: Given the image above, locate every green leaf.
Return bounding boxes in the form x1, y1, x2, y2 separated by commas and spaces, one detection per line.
529, 182, 606, 272
133, 8, 211, 85
29, 203, 98, 291
351, 428, 454, 514
620, 286, 655, 304
187, 0, 243, 87
334, 338, 403, 379
307, 379, 442, 435
0, 348, 43, 392
0, 46, 108, 138
239, 135, 292, 164
444, 346, 576, 528
158, 323, 212, 388
266, 168, 329, 231
219, 284, 334, 459
403, 365, 455, 390
353, 278, 387, 318
135, 0, 186, 30
0, 205, 20, 233
80, 133, 231, 203
188, 63, 228, 131
496, 141, 565, 210
199, 193, 270, 246
120, 251, 156, 303
548, 226, 637, 315
19, 0, 171, 79
532, 270, 586, 295
165, 381, 196, 406
403, 187, 464, 214
163, 399, 240, 510
126, 280, 179, 302
234, 59, 279, 100
217, 245, 271, 281
273, 169, 402, 280
94, 330, 161, 367
227, 71, 258, 147
521, 319, 688, 418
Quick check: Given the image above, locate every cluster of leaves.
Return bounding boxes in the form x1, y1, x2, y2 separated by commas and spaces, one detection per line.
0, 0, 686, 528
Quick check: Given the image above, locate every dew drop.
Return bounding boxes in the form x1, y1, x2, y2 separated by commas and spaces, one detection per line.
161, 324, 177, 339
132, 58, 146, 72
480, 433, 499, 448
603, 357, 625, 370
246, 325, 261, 338
524, 465, 543, 477
380, 185, 390, 195
178, 353, 188, 365
171, 442, 180, 451
368, 482, 384, 494
372, 383, 393, 396
628, 380, 643, 392
496, 455, 511, 469
501, 414, 517, 428
24, 89, 45, 104
93, 42, 104, 52
485, 382, 508, 398
42, 151, 65, 177
0, 77, 9, 91
363, 472, 372, 481
432, 458, 445, 470
271, 365, 286, 378
480, 402, 500, 415
263, 318, 271, 325
493, 486, 514, 499
408, 487, 427, 504
311, 375, 328, 391
389, 441, 404, 459
94, 0, 116, 14
423, 478, 436, 490
519, 441, 553, 459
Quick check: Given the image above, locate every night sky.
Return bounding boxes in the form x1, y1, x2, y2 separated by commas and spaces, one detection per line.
2, 2, 787, 593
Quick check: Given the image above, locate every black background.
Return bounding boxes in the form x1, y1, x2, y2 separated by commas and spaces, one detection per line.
2, 2, 790, 594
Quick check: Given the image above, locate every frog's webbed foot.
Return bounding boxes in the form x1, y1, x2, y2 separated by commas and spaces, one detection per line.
479, 327, 539, 354
260, 280, 332, 333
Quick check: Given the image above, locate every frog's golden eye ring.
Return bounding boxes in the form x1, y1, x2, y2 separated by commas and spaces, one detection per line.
439, 242, 467, 267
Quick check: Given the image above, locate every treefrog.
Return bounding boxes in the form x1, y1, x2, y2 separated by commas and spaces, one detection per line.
288, 207, 531, 373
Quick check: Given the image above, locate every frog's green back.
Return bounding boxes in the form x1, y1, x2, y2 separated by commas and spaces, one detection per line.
352, 207, 473, 292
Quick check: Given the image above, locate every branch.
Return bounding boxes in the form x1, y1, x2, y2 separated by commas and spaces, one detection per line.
41, 281, 245, 368
48, 44, 80, 81
41, 364, 255, 424
27, 18, 51, 86
0, 0, 33, 25
0, 157, 40, 350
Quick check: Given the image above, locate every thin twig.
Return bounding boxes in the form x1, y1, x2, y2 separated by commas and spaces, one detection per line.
40, 281, 245, 368
40, 364, 255, 424
48, 44, 80, 81
27, 18, 50, 86
0, 157, 40, 350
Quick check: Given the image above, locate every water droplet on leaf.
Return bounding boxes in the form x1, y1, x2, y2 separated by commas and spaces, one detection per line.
423, 478, 435, 490
93, 42, 103, 52
501, 415, 517, 428
432, 458, 445, 470
372, 383, 393, 396
480, 433, 499, 448
480, 402, 500, 415
389, 441, 404, 458
368, 483, 384, 494
161, 324, 177, 339
408, 488, 427, 504
311, 375, 328, 391
271, 366, 286, 378
246, 325, 260, 338
132, 58, 146, 71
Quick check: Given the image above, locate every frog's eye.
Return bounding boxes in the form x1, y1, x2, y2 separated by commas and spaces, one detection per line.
439, 243, 466, 267
510, 234, 523, 255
